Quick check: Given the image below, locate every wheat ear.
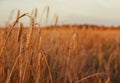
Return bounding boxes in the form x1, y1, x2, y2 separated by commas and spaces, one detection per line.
26, 17, 34, 49
18, 23, 23, 42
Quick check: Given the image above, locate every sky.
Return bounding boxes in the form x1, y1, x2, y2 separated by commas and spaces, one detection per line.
0, 0, 120, 26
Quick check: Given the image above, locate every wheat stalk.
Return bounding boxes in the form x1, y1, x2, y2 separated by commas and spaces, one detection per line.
75, 72, 106, 83
22, 52, 29, 83
37, 24, 42, 50
41, 51, 53, 83
6, 41, 23, 83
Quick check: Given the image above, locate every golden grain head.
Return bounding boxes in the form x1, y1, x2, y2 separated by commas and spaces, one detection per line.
17, 23, 23, 42
34, 8, 38, 18
55, 15, 58, 26
26, 28, 33, 49
17, 10, 20, 19
26, 17, 34, 49
46, 6, 50, 24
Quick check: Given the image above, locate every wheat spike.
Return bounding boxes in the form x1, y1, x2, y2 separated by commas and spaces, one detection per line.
18, 23, 23, 42
34, 8, 38, 23
26, 17, 34, 49
34, 8, 38, 18
17, 10, 20, 19
46, 6, 49, 24
54, 14, 58, 26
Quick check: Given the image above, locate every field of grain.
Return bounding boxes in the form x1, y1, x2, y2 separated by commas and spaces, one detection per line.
0, 25, 120, 83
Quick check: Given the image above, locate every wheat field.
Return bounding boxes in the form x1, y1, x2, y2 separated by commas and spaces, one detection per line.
0, 8, 120, 83
0, 25, 120, 83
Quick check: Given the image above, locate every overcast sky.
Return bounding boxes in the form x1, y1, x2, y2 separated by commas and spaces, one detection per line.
0, 0, 120, 26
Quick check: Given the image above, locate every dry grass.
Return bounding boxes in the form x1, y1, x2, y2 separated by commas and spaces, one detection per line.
0, 25, 120, 83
